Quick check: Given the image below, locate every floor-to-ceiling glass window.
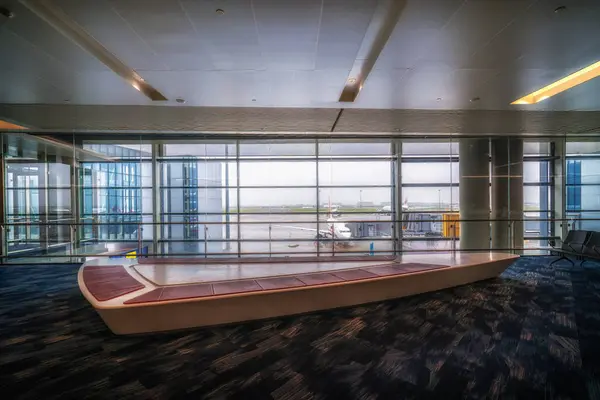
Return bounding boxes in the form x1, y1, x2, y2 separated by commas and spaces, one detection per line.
318, 141, 395, 256
566, 141, 600, 232
3, 132, 582, 261
80, 142, 153, 256
159, 143, 235, 256
4, 134, 73, 259
523, 141, 554, 253
401, 140, 458, 251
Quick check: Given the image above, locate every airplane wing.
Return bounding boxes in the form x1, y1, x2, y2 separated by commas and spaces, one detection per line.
272, 225, 332, 236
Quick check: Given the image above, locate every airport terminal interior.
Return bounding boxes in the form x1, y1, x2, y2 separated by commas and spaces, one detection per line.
2, 0, 600, 398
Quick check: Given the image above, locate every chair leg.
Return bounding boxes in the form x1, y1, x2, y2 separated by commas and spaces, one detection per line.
550, 255, 574, 266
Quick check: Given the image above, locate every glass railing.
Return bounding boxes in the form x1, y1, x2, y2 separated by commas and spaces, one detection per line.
0, 216, 594, 263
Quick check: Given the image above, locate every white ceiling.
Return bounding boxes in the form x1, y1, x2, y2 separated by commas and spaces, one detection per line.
1, 0, 600, 132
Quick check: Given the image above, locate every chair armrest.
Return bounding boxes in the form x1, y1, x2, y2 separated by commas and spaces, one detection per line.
568, 243, 580, 253
549, 239, 562, 248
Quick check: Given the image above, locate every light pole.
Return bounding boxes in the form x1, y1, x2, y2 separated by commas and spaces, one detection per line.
359, 189, 363, 208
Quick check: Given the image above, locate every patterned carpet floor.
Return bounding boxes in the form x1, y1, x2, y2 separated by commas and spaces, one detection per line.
2, 257, 600, 399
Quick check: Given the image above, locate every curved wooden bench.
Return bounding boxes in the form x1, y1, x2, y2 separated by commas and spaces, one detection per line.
78, 252, 520, 334
82, 265, 144, 301
123, 262, 445, 305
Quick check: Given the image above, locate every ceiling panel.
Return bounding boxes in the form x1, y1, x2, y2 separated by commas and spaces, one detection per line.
420, 0, 535, 68
314, 0, 377, 70
0, 29, 78, 100
2, 1, 107, 72
350, 68, 411, 109
375, 0, 463, 69
0, 0, 599, 111
108, 0, 214, 70
55, 0, 169, 71
0, 72, 68, 104
252, 0, 322, 70
469, 0, 600, 70
180, 0, 264, 71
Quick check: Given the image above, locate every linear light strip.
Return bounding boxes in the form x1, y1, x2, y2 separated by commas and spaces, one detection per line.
511, 60, 600, 105
21, 0, 167, 101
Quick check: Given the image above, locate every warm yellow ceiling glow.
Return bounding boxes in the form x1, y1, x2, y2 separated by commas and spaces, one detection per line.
0, 120, 27, 130
511, 60, 600, 105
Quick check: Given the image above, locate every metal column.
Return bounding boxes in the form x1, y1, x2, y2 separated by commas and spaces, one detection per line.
459, 139, 490, 251
152, 144, 162, 255
491, 138, 524, 252
392, 139, 402, 254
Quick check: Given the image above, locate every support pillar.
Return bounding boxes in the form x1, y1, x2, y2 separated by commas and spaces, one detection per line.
552, 139, 567, 241
459, 139, 490, 251
392, 140, 402, 254
491, 138, 523, 251
152, 144, 162, 255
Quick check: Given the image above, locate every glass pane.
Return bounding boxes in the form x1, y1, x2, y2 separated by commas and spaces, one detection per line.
318, 141, 391, 157
581, 160, 600, 184
319, 161, 391, 186
524, 141, 551, 156
239, 141, 315, 158
402, 141, 458, 156
239, 161, 316, 186
567, 141, 600, 156
163, 143, 235, 158
402, 162, 459, 184
318, 187, 392, 211
239, 188, 316, 211
401, 187, 459, 211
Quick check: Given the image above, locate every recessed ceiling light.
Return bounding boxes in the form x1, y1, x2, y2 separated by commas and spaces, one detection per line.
175, 98, 186, 104
215, 9, 225, 15
511, 60, 600, 105
131, 82, 141, 91
470, 96, 480, 102
554, 5, 567, 13
348, 78, 357, 84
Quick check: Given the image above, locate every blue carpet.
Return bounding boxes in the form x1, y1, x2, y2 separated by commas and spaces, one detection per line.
2, 257, 600, 399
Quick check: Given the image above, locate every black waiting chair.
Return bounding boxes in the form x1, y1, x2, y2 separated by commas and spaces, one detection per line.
582, 231, 600, 265
549, 230, 592, 266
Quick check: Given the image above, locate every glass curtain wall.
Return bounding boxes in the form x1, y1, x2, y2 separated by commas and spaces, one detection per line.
1, 132, 595, 262
155, 140, 395, 257
80, 141, 153, 256
523, 142, 554, 252
401, 140, 458, 251
3, 135, 74, 259
566, 141, 600, 231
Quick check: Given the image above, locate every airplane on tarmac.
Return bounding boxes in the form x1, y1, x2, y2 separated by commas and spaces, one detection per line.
276, 199, 409, 248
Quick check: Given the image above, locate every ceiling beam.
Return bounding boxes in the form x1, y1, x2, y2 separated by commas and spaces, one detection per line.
338, 0, 406, 102
20, 0, 167, 101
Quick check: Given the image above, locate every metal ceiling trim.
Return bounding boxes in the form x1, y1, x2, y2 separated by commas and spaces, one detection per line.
338, 0, 407, 102
20, 0, 167, 101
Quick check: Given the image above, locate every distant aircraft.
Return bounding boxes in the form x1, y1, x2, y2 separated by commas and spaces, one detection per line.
379, 199, 409, 214
276, 198, 352, 247
278, 199, 410, 248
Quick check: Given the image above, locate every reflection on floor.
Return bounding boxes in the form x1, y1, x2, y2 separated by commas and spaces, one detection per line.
2, 257, 599, 398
